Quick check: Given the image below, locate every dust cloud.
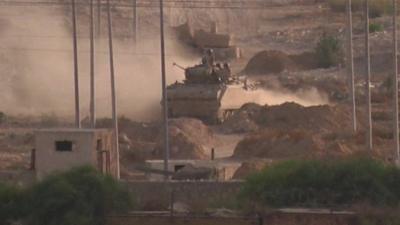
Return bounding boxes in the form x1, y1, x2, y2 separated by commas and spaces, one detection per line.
0, 5, 196, 121
0, 5, 327, 122
222, 87, 329, 109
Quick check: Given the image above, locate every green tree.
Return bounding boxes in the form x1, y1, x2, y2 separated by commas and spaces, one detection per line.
240, 157, 400, 208
0, 183, 23, 225
23, 166, 134, 225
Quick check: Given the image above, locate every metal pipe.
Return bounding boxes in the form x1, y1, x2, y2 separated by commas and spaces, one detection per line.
365, 0, 373, 150
72, 0, 81, 128
159, 0, 170, 180
347, 0, 357, 132
90, 0, 96, 128
393, 0, 399, 162
107, 0, 120, 179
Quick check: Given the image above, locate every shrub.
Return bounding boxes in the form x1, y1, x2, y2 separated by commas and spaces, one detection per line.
315, 33, 343, 68
23, 166, 134, 225
240, 157, 400, 208
369, 23, 384, 33
0, 183, 23, 225
0, 167, 134, 225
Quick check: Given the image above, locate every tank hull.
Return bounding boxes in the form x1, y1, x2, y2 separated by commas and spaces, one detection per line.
167, 83, 250, 123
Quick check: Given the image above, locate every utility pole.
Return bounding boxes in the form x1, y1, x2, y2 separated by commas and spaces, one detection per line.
90, 0, 96, 128
393, 0, 399, 162
72, 0, 81, 128
132, 0, 137, 45
106, 0, 120, 179
97, 0, 101, 36
159, 0, 170, 180
347, 0, 357, 132
365, 0, 373, 150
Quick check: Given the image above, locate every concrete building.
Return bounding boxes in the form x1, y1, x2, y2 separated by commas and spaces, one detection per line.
34, 129, 118, 179
144, 159, 241, 181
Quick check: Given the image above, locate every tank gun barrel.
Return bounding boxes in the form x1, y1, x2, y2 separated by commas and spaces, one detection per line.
172, 62, 186, 71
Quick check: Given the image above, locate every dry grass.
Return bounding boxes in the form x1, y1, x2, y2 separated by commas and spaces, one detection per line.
328, 0, 392, 18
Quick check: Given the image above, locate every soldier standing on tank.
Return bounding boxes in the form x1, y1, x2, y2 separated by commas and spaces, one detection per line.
201, 49, 216, 80
204, 49, 215, 67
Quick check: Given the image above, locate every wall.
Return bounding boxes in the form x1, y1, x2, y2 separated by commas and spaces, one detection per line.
106, 212, 357, 225
34, 129, 116, 179
145, 160, 241, 181
124, 181, 243, 210
35, 130, 94, 179
107, 215, 256, 225
93, 130, 118, 178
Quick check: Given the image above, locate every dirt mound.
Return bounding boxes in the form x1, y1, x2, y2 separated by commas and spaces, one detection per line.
222, 103, 263, 133
233, 160, 270, 179
169, 118, 216, 145
154, 126, 208, 159
226, 102, 370, 160
255, 102, 351, 132
226, 102, 395, 160
232, 128, 368, 160
233, 129, 323, 159
153, 118, 217, 160
243, 50, 319, 75
244, 50, 297, 75
223, 102, 352, 133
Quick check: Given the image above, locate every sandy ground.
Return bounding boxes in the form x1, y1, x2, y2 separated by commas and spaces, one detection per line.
1, 0, 399, 178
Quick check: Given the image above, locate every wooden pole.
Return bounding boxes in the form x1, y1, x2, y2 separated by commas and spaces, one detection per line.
97, 0, 101, 36
159, 0, 170, 180
365, 0, 373, 150
72, 0, 81, 128
106, 0, 120, 179
90, 0, 96, 128
393, 0, 400, 162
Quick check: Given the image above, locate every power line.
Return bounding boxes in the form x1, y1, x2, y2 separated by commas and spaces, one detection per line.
0, 0, 278, 4
0, 0, 282, 9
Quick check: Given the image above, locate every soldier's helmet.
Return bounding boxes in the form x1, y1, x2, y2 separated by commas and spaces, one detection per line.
207, 49, 214, 55
201, 57, 207, 65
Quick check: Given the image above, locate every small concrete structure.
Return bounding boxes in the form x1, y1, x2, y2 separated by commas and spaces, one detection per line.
145, 159, 241, 181
34, 128, 118, 179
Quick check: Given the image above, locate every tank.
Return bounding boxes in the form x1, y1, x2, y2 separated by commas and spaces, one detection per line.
167, 61, 257, 123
